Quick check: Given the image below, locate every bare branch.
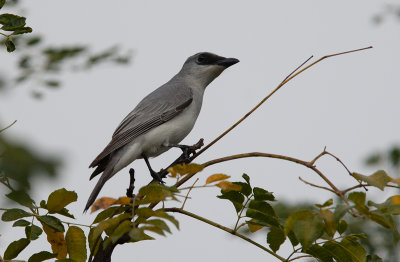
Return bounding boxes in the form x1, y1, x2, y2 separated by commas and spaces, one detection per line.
191, 46, 372, 161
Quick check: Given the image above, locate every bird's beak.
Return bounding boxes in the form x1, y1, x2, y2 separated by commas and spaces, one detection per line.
216, 57, 240, 68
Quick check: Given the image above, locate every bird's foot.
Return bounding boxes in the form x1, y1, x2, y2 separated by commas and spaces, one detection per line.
175, 139, 205, 161
150, 169, 165, 184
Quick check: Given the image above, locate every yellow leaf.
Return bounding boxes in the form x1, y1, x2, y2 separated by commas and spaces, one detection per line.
390, 177, 400, 186
114, 197, 131, 205
389, 195, 400, 205
42, 224, 67, 259
206, 174, 230, 184
167, 163, 204, 178
91, 197, 117, 213
216, 181, 242, 191
248, 223, 263, 233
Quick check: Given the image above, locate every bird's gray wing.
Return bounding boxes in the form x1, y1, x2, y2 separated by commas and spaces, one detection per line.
89, 83, 193, 168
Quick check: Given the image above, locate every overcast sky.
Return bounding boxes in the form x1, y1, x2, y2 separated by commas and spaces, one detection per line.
1, 0, 400, 261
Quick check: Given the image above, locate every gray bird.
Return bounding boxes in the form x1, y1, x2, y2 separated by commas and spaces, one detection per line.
85, 52, 239, 212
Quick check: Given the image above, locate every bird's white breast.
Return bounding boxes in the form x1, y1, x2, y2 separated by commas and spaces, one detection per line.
141, 89, 203, 157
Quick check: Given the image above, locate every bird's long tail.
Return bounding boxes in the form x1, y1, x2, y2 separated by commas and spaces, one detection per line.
84, 167, 114, 213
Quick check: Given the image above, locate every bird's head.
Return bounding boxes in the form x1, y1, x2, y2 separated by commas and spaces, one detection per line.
179, 52, 239, 87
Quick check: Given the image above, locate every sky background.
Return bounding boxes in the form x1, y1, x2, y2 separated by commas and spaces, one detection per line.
1, 0, 400, 261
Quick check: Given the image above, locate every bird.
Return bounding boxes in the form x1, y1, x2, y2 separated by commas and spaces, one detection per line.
85, 52, 239, 212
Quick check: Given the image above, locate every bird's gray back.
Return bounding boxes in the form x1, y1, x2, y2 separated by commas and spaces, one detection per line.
89, 77, 193, 168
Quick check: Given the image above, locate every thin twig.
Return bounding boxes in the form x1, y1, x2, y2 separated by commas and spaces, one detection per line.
0, 120, 17, 133
181, 178, 199, 209
341, 183, 399, 194
190, 46, 372, 161
234, 193, 253, 232
282, 55, 314, 82
299, 177, 336, 193
288, 254, 313, 261
324, 151, 368, 191
163, 207, 287, 262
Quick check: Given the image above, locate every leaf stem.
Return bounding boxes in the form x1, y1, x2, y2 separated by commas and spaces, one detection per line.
0, 120, 17, 133
163, 207, 287, 262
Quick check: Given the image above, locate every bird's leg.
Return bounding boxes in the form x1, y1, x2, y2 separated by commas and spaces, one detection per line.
142, 154, 164, 183
166, 139, 204, 160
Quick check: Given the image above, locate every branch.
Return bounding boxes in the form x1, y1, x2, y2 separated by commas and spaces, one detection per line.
298, 177, 336, 193
163, 207, 287, 262
0, 120, 17, 133
190, 46, 372, 161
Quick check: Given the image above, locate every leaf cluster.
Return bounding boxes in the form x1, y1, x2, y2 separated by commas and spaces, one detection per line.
0, 0, 32, 52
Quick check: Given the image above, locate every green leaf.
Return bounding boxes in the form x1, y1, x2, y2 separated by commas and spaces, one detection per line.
129, 228, 154, 242
6, 190, 35, 209
340, 235, 367, 262
26, 36, 41, 46
28, 251, 58, 262
44, 80, 60, 88
56, 207, 75, 219
287, 230, 299, 246
1, 15, 26, 31
28, 251, 57, 262
285, 210, 324, 249
246, 209, 280, 227
368, 195, 400, 215
366, 254, 383, 262
65, 226, 87, 262
338, 220, 348, 235
144, 219, 171, 234
305, 244, 334, 262
348, 192, 369, 214
2, 208, 31, 221
253, 187, 275, 201
109, 220, 133, 243
368, 211, 393, 228
152, 210, 180, 229
91, 213, 131, 243
217, 190, 244, 213
267, 226, 285, 252
5, 38, 15, 53
353, 170, 390, 190
47, 188, 77, 213
315, 199, 333, 208
334, 204, 351, 221
136, 184, 179, 204
0, 0, 5, 9
233, 182, 252, 196
88, 228, 102, 257
141, 226, 165, 236
13, 219, 31, 227
242, 173, 250, 185
248, 200, 276, 216
37, 215, 65, 232
25, 225, 43, 240
321, 237, 366, 262
320, 209, 336, 237
12, 26, 32, 35
0, 14, 20, 25
93, 206, 122, 224
3, 238, 30, 260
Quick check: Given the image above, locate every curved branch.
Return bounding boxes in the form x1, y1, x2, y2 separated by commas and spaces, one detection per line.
190, 47, 372, 161
179, 152, 349, 205
163, 207, 287, 262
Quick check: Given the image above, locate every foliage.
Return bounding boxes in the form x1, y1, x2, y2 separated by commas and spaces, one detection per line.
2, 155, 400, 261
0, 0, 132, 97
0, 0, 32, 52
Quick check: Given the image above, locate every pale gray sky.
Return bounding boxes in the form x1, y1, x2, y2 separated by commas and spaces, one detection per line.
1, 0, 400, 261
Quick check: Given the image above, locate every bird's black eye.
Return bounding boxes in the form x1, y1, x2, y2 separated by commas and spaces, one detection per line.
197, 55, 206, 64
